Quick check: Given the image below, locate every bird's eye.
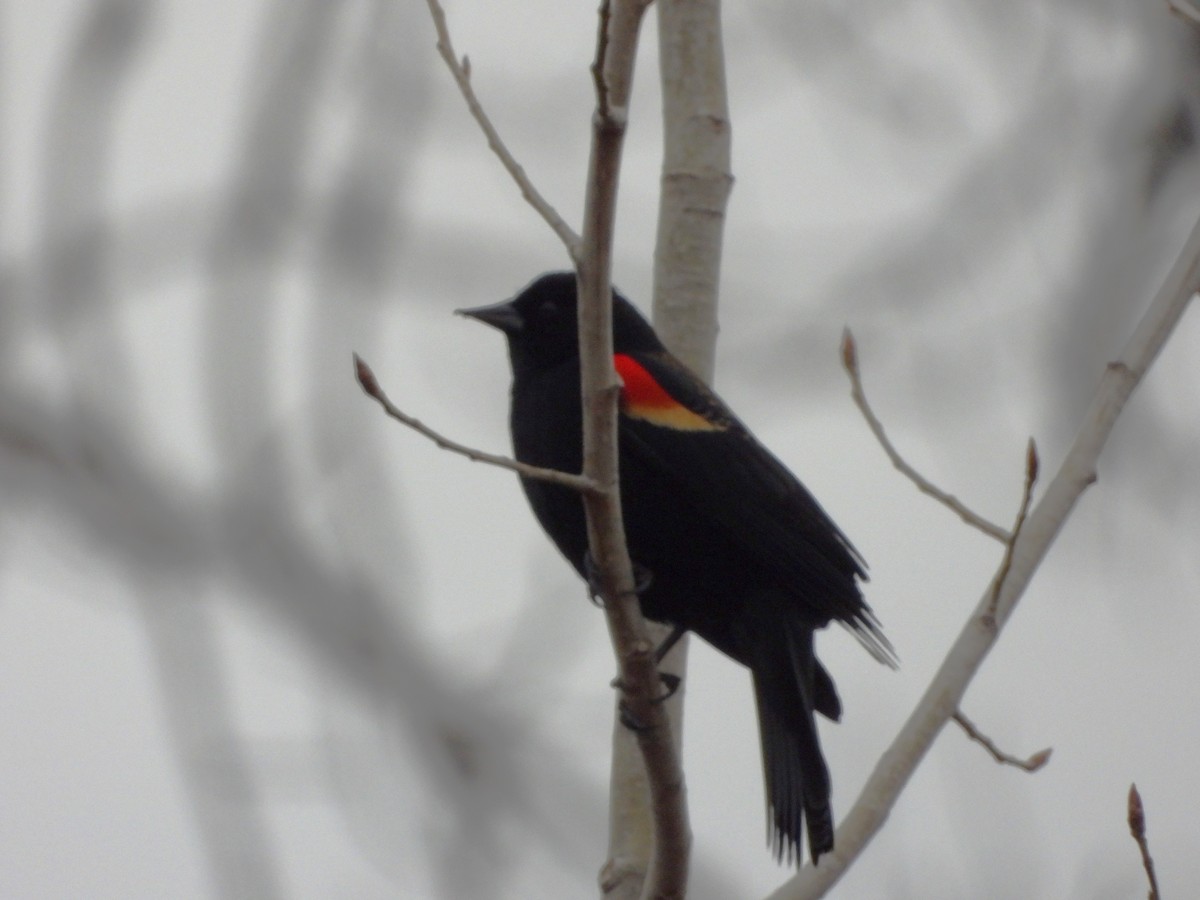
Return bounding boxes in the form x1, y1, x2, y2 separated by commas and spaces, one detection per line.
537, 301, 560, 323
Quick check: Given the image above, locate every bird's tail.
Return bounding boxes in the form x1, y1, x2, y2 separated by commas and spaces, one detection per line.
752, 625, 837, 865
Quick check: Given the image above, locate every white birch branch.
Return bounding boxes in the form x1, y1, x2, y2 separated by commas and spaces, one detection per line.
652, 0, 734, 380
770, 210, 1200, 900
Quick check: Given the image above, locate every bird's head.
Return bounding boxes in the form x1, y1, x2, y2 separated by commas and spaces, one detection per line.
458, 271, 663, 378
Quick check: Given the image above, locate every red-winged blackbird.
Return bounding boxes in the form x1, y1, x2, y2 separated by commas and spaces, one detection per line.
460, 271, 893, 865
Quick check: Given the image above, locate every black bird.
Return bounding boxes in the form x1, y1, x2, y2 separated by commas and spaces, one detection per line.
459, 271, 893, 865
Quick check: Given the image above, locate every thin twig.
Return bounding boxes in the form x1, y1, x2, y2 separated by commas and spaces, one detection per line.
422, 0, 581, 257
983, 439, 1039, 620
591, 0, 614, 120
952, 710, 1052, 773
1128, 784, 1161, 900
841, 329, 1010, 543
354, 355, 599, 493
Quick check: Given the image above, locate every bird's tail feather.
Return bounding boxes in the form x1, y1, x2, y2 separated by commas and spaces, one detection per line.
752, 626, 834, 865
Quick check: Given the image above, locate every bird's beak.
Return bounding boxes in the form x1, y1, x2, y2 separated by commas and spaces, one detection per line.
456, 300, 523, 334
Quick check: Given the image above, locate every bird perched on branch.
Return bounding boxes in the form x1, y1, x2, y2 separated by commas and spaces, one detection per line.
459, 271, 894, 865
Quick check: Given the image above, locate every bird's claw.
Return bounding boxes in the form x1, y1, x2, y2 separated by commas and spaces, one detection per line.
610, 670, 682, 705
654, 672, 682, 702
618, 701, 651, 733
583, 551, 653, 607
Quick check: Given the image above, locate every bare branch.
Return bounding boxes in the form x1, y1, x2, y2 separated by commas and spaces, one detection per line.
354, 355, 599, 493
600, 2, 735, 893
422, 0, 581, 257
417, 0, 682, 892
575, 3, 691, 898
952, 710, 1052, 773
1128, 784, 1162, 900
955, 443, 1049, 770
841, 329, 1010, 543
591, 0, 614, 121
778, 204, 1199, 900
985, 439, 1039, 621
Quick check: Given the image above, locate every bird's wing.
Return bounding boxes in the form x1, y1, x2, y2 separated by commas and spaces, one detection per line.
615, 350, 895, 665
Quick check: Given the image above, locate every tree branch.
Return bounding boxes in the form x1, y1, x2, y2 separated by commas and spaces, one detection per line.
774, 206, 1199, 900
354, 354, 599, 493
604, 2, 736, 893
841, 330, 1010, 543
985, 439, 1038, 621
422, 0, 581, 256
575, 4, 691, 900
652, 0, 733, 379
1127, 783, 1161, 900
417, 1, 686, 894
952, 710, 1052, 773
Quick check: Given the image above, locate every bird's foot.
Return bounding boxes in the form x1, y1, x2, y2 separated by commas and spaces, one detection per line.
654, 671, 682, 702
614, 670, 681, 731
610, 670, 682, 705
618, 701, 651, 733
583, 550, 653, 606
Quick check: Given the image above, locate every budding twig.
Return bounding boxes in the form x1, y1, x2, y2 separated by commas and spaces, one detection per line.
354, 355, 599, 493
952, 709, 1052, 773
422, 0, 581, 256
1127, 784, 1161, 900
841, 329, 1010, 542
985, 439, 1039, 621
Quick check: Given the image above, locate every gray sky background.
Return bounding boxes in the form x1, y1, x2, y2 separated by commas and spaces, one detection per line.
3, 2, 1199, 898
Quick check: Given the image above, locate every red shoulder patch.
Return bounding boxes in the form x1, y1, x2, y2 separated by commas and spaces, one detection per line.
614, 354, 723, 431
